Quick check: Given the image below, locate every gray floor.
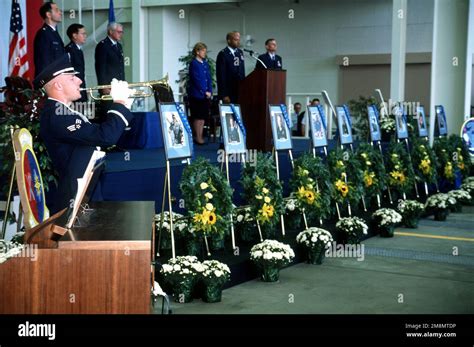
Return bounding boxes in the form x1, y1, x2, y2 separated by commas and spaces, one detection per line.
157, 206, 474, 314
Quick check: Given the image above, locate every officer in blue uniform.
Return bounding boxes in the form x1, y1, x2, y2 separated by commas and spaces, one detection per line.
95, 22, 125, 86
34, 56, 134, 214
255, 38, 283, 70
65, 23, 88, 102
216, 31, 245, 103
34, 2, 65, 77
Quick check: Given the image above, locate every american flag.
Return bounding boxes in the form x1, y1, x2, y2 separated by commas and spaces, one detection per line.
8, 0, 29, 78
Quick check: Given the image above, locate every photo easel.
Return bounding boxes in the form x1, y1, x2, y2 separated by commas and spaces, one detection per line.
416, 106, 433, 196
394, 104, 419, 199
156, 102, 196, 259
368, 104, 392, 207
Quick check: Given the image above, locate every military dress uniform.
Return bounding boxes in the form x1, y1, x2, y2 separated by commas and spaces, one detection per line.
34, 56, 133, 214
65, 42, 87, 102
95, 37, 125, 85
216, 47, 245, 103
255, 52, 283, 70
34, 24, 66, 77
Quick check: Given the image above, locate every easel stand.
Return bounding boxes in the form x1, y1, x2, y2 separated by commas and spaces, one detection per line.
1, 127, 18, 239
157, 158, 199, 259
311, 146, 326, 225
221, 151, 241, 251
398, 137, 420, 199
339, 143, 357, 216
273, 147, 294, 236
372, 140, 393, 206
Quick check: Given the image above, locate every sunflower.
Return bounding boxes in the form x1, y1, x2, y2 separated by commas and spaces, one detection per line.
305, 190, 315, 204
335, 179, 349, 197
364, 171, 375, 187
259, 203, 275, 220
208, 211, 217, 225
297, 186, 306, 199
419, 159, 431, 175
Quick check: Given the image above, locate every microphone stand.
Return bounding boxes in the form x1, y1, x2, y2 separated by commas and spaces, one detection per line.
245, 51, 268, 69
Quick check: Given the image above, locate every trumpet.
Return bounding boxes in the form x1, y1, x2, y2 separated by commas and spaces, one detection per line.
80, 74, 170, 101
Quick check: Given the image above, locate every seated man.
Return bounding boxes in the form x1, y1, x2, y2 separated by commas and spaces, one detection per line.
34, 55, 134, 214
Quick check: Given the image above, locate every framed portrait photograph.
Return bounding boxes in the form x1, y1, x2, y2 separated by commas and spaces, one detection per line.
307, 105, 328, 148
269, 104, 293, 151
416, 106, 428, 138
460, 118, 474, 160
158, 102, 193, 160
336, 105, 353, 145
219, 104, 247, 154
435, 105, 448, 136
367, 105, 381, 142
393, 104, 408, 140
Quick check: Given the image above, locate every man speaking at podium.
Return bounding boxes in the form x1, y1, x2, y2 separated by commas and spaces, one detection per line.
255, 38, 283, 70
34, 55, 134, 214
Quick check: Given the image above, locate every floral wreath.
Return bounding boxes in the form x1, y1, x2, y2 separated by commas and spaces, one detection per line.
385, 142, 415, 195
434, 137, 457, 183
449, 135, 471, 179
180, 157, 233, 239
289, 153, 332, 221
411, 137, 439, 185
355, 143, 387, 200
327, 149, 364, 206
241, 152, 284, 229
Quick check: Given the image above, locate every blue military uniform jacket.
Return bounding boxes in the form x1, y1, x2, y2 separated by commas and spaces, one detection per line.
65, 42, 87, 102
216, 47, 245, 103
95, 37, 125, 85
40, 98, 133, 213
255, 53, 283, 70
34, 24, 66, 77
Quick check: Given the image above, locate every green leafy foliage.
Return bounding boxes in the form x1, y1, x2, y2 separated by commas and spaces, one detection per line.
355, 143, 387, 199
385, 141, 416, 195
347, 96, 378, 141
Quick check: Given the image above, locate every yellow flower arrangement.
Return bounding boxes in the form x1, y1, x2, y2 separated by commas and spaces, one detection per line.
258, 203, 275, 223
444, 162, 454, 179
335, 179, 349, 197
363, 170, 375, 188
419, 158, 431, 175
390, 170, 406, 184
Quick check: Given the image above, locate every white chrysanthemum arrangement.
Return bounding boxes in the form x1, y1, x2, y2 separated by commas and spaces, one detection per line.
155, 212, 189, 234
425, 193, 457, 210
379, 117, 396, 132
160, 255, 204, 282
234, 206, 254, 224
296, 227, 333, 250
201, 260, 231, 285
250, 240, 295, 267
448, 189, 472, 204
397, 199, 425, 215
0, 241, 24, 264
336, 217, 369, 237
372, 208, 402, 227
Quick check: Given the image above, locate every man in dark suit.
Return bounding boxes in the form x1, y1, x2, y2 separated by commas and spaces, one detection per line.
255, 38, 282, 70
95, 22, 125, 88
34, 56, 133, 214
65, 24, 88, 102
34, 1, 65, 77
216, 31, 245, 103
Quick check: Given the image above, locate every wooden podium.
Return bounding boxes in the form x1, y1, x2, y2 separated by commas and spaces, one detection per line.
238, 69, 287, 151
0, 201, 155, 314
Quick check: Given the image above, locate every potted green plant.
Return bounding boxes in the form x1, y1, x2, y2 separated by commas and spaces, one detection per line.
335, 217, 368, 244
296, 227, 333, 265
425, 193, 457, 221
160, 256, 204, 303
372, 208, 402, 237
397, 199, 425, 228
347, 95, 378, 141
250, 240, 295, 282
200, 260, 231, 303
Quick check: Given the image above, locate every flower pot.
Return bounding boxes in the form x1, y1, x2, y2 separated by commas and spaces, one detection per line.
451, 203, 463, 213
172, 278, 194, 303
260, 265, 280, 282
307, 246, 325, 265
339, 233, 360, 245
404, 217, 419, 229
434, 209, 448, 221
202, 282, 224, 303
379, 224, 395, 238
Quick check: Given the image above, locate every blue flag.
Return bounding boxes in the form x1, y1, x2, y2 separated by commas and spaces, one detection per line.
108, 0, 116, 23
